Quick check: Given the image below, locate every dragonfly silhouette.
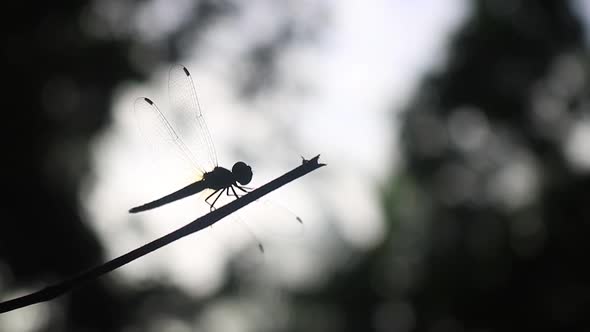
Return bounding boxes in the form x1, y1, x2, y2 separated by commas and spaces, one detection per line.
129, 65, 254, 214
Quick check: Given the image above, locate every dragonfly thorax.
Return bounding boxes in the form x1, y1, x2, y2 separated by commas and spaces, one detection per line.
232, 161, 252, 185
202, 162, 252, 190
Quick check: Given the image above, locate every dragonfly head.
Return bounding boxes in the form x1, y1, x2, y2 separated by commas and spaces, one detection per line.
232, 161, 252, 185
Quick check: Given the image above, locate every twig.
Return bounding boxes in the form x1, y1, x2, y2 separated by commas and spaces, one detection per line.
0, 155, 325, 314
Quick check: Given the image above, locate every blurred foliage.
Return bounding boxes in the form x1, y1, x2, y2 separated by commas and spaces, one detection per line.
0, 0, 325, 331
0, 1, 241, 331
391, 0, 588, 331
1, 0, 589, 331
289, 0, 590, 331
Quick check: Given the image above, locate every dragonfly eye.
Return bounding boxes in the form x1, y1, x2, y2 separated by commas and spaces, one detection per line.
232, 161, 252, 185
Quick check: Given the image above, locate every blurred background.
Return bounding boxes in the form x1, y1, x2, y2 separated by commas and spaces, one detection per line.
1, 0, 590, 331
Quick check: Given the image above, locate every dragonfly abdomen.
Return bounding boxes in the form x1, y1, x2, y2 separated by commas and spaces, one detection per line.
129, 180, 208, 213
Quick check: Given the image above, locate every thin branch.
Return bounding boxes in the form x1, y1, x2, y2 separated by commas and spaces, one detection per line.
0, 155, 325, 314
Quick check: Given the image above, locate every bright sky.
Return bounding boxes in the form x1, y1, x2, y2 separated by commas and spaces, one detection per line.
83, 0, 467, 298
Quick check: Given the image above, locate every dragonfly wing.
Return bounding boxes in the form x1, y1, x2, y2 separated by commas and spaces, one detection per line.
134, 97, 205, 186
168, 65, 218, 171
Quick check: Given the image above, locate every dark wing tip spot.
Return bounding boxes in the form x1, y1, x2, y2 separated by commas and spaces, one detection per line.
144, 97, 154, 105
182, 66, 190, 77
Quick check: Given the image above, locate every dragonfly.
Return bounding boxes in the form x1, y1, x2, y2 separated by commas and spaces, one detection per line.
129, 65, 255, 214
129, 65, 303, 248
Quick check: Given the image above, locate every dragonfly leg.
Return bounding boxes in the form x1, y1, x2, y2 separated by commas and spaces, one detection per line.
205, 189, 222, 210
209, 189, 225, 211
230, 186, 240, 198
205, 189, 220, 204
236, 185, 250, 193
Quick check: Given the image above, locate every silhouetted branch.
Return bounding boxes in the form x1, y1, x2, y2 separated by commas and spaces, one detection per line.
0, 155, 325, 314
